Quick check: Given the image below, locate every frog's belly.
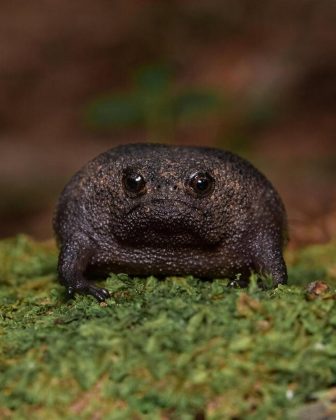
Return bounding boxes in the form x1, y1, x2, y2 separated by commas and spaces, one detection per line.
88, 246, 253, 279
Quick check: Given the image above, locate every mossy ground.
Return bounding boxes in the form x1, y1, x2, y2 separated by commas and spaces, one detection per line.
1, 236, 336, 419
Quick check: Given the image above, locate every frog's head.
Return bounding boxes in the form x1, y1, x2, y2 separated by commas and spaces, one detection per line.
94, 144, 239, 249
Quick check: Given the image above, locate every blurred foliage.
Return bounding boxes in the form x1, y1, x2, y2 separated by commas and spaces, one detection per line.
85, 65, 225, 142
1, 236, 336, 418
85, 64, 280, 151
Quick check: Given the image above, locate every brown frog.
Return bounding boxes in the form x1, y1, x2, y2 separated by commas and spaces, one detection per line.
53, 143, 288, 301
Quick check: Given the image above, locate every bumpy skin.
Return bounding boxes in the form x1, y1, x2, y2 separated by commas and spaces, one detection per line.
53, 143, 288, 301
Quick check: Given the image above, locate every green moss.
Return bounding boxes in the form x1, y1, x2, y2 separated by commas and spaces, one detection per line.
1, 235, 336, 419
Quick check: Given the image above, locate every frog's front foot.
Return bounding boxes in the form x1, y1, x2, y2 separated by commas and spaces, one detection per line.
227, 278, 249, 288
67, 283, 110, 302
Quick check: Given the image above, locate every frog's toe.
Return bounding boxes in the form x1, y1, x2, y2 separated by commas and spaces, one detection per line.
67, 286, 75, 298
87, 285, 110, 302
66, 283, 110, 302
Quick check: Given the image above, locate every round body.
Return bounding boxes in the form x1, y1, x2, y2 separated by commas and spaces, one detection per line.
54, 143, 288, 300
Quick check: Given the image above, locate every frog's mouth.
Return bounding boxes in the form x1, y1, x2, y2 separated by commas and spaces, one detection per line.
113, 199, 222, 248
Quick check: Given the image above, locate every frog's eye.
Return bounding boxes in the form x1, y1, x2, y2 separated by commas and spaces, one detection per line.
187, 171, 214, 197
123, 172, 146, 195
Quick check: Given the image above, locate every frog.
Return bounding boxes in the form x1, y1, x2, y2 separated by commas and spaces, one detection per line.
53, 143, 288, 301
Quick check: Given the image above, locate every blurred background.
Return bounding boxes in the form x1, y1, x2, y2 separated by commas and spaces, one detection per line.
0, 0, 335, 247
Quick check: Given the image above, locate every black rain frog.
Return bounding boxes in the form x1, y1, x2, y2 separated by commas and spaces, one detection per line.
54, 143, 288, 301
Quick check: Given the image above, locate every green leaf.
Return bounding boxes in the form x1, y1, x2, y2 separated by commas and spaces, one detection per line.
85, 93, 144, 128
135, 65, 171, 92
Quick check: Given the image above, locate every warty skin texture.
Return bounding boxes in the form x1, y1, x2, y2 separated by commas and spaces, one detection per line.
54, 143, 288, 301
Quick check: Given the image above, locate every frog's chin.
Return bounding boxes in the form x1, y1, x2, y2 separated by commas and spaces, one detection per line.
113, 220, 223, 249
113, 199, 224, 247
117, 230, 210, 249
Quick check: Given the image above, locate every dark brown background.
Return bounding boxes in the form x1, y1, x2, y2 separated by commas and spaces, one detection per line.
1, 0, 335, 247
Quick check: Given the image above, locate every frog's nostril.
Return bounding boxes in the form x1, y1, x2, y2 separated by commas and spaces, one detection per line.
155, 184, 177, 191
